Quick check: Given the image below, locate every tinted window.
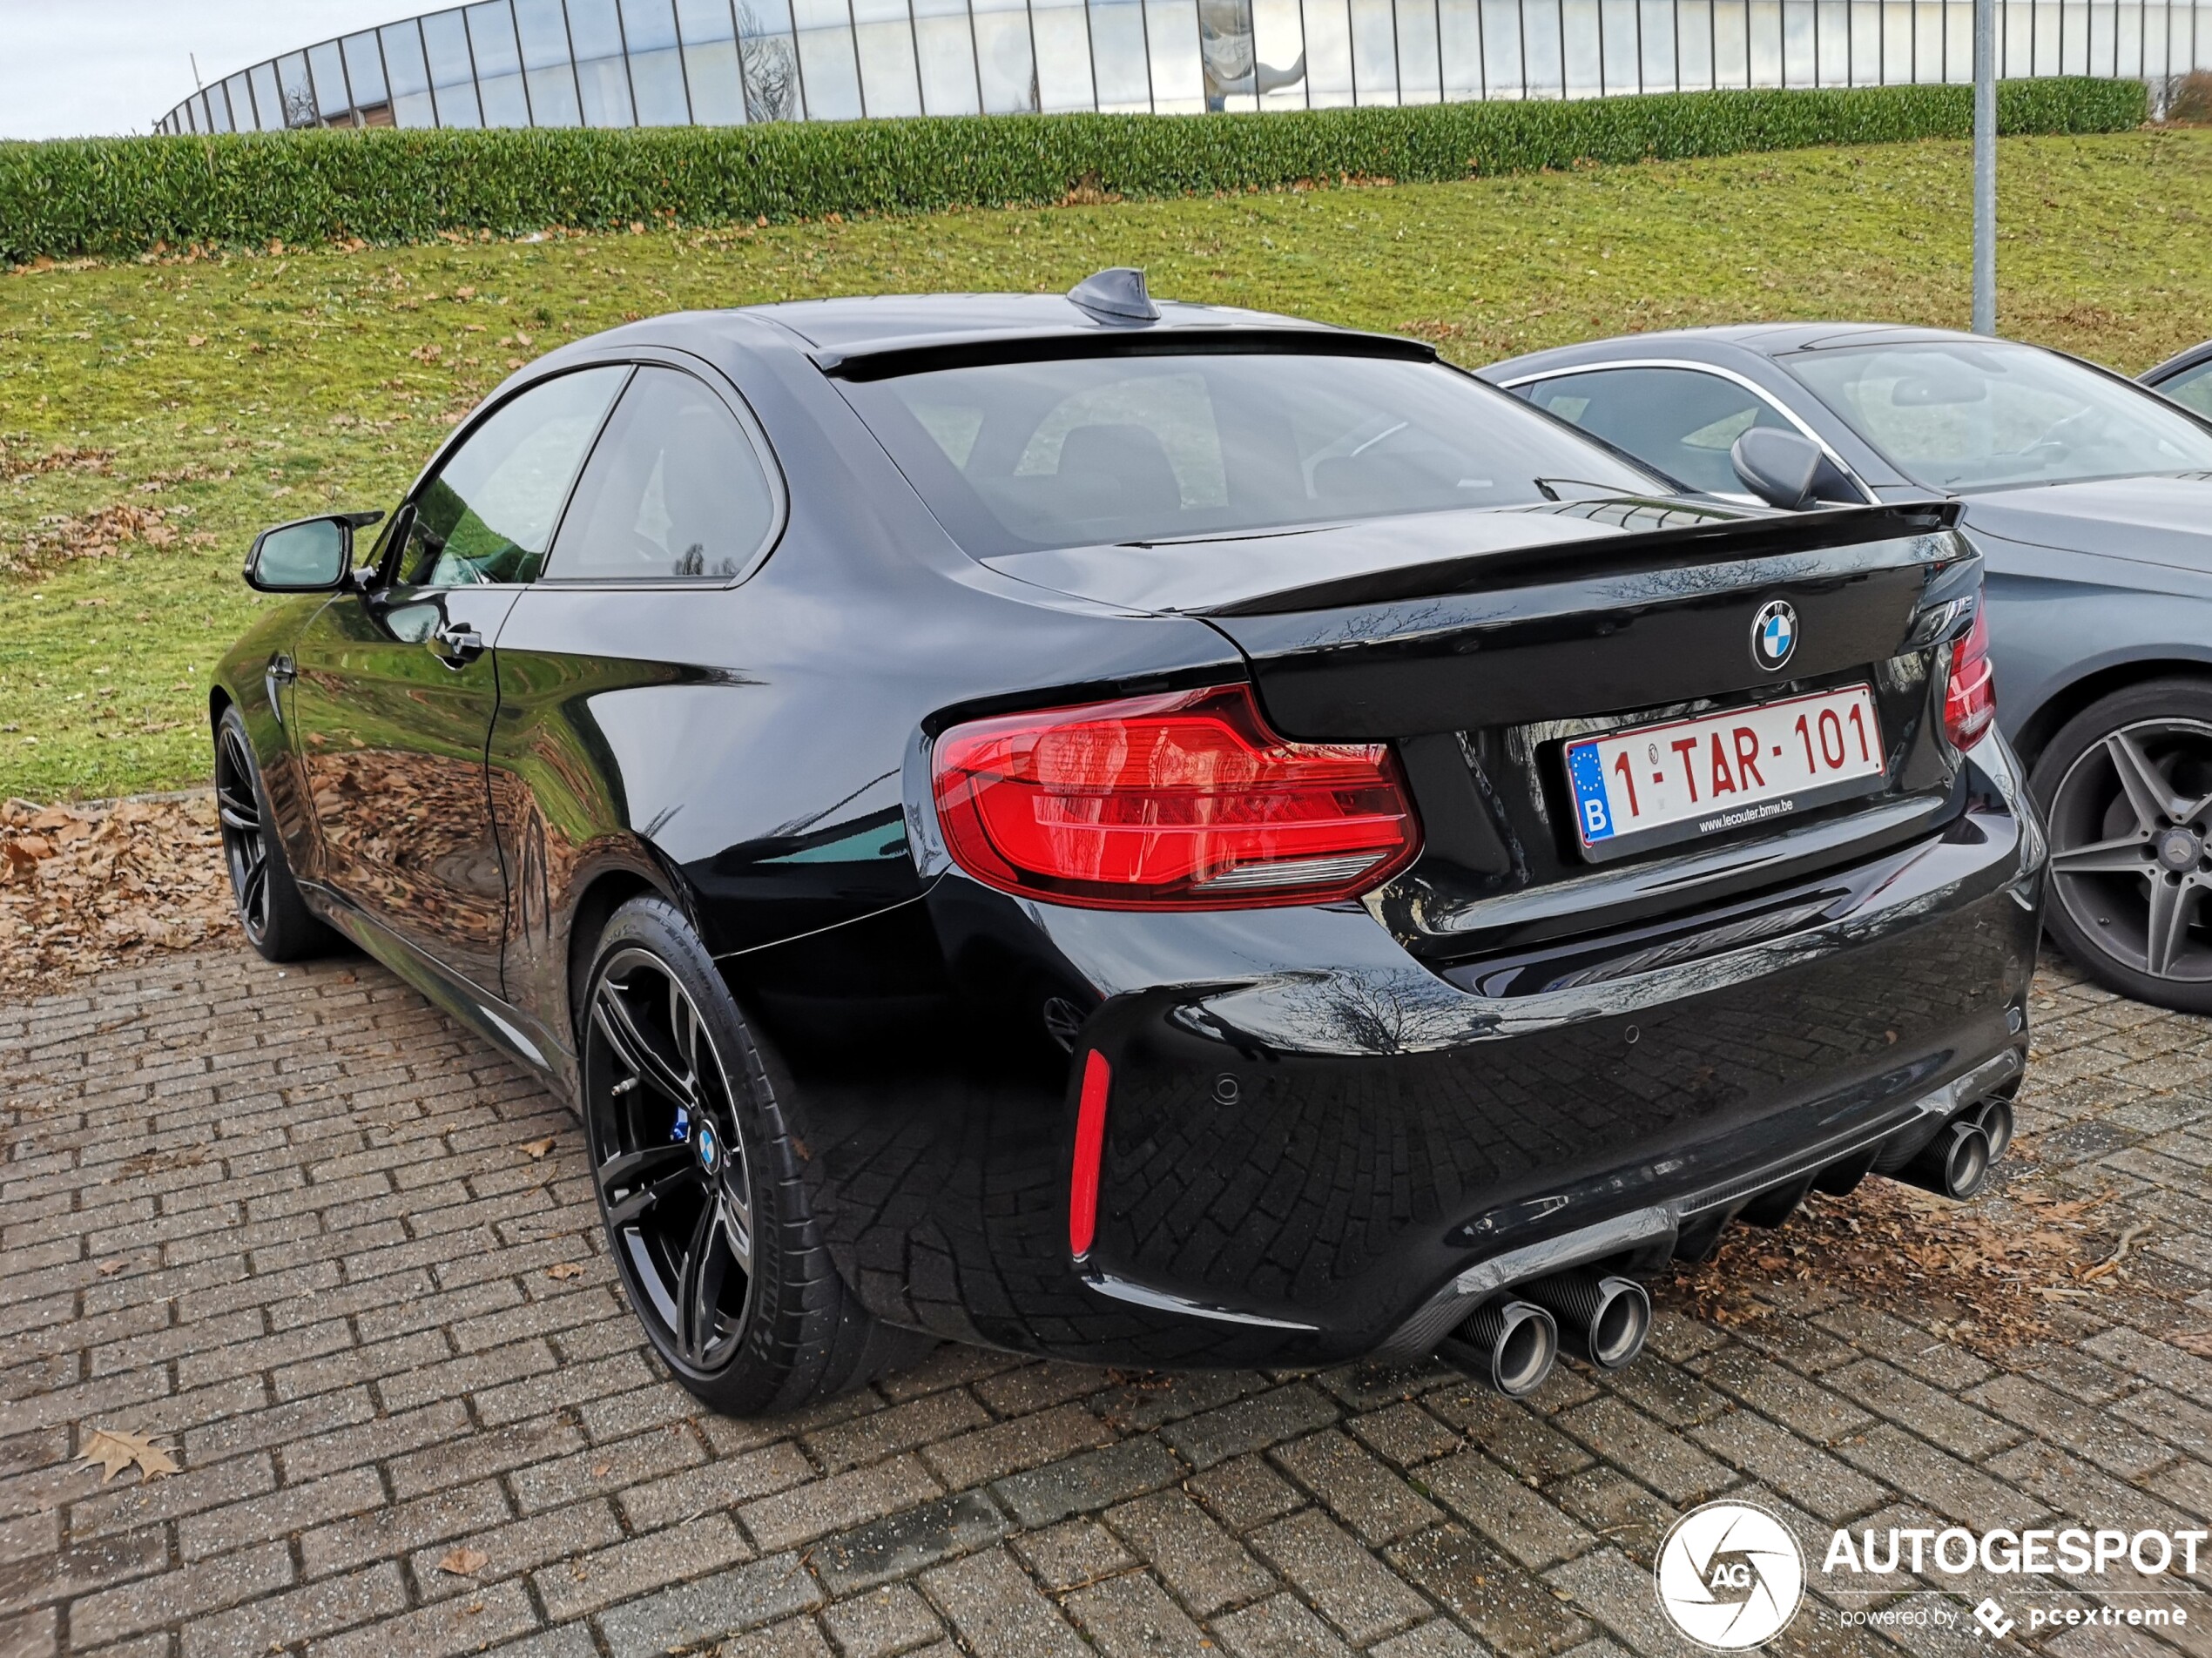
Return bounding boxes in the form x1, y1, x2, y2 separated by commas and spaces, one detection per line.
1786, 341, 2212, 492
547, 368, 779, 582
841, 352, 1662, 558
1522, 367, 1811, 496
398, 367, 627, 586
2160, 360, 2212, 420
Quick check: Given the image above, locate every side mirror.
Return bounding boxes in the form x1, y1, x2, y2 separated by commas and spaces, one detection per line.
1730, 428, 1824, 512
243, 511, 382, 593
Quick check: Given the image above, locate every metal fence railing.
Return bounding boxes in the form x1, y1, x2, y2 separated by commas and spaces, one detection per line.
156, 0, 2207, 132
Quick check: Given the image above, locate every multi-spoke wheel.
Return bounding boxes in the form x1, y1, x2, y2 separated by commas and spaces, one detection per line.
212, 705, 338, 962
2033, 683, 2212, 1014
579, 896, 932, 1414
587, 947, 759, 1376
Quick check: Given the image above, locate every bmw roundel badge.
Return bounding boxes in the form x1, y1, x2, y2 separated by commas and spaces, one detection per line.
1751, 599, 1797, 672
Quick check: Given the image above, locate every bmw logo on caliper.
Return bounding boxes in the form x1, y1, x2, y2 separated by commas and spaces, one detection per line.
1751, 599, 1797, 671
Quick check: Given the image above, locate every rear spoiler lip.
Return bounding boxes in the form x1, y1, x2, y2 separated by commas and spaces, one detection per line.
817, 326, 1438, 381
1201, 498, 1964, 618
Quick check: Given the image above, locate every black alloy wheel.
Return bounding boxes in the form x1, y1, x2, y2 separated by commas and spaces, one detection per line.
578, 895, 931, 1414
586, 946, 759, 1377
2033, 681, 2212, 1014
212, 706, 338, 962
215, 719, 273, 943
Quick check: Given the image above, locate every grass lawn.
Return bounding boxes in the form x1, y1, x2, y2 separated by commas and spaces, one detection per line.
3, 126, 2209, 805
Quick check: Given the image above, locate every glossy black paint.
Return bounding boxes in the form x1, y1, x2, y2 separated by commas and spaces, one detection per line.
214, 294, 2043, 1369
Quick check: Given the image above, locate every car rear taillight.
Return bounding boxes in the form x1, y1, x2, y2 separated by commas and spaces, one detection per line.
1943, 603, 1996, 750
931, 684, 1420, 910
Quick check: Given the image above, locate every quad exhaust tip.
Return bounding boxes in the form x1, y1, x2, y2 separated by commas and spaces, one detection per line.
1975, 1095, 2015, 1163
1897, 1118, 1993, 1200
1520, 1271, 1653, 1371
1439, 1298, 1559, 1399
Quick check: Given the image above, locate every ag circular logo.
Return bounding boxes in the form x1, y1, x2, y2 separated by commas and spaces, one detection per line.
1655, 1500, 1804, 1649
1751, 600, 1797, 672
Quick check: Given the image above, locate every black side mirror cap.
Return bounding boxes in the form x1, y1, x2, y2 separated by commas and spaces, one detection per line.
1730, 428, 1824, 512
243, 511, 382, 593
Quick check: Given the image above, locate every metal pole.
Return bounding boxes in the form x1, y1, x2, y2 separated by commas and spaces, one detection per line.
1972, 0, 1996, 334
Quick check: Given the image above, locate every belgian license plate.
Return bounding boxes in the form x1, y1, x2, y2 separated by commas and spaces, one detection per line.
1564, 685, 1886, 860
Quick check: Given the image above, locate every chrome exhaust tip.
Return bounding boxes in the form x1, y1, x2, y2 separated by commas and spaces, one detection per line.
1894, 1119, 1993, 1200
1438, 1298, 1559, 1399
1520, 1271, 1652, 1371
1974, 1095, 2015, 1163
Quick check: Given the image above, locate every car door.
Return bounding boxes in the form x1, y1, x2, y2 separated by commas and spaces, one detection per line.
482, 363, 789, 1034
287, 365, 630, 994
1512, 364, 1866, 503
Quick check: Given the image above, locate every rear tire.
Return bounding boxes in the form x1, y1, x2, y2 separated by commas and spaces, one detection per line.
2030, 678, 2212, 1014
213, 705, 341, 963
579, 894, 933, 1416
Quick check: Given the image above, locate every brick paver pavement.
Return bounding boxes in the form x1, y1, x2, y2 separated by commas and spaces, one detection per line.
3, 948, 2210, 1657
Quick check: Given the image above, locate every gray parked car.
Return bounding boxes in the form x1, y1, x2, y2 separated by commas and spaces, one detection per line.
1480, 324, 2212, 1014
2143, 339, 2212, 416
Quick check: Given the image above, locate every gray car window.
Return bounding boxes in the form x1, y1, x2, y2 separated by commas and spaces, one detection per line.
2160, 360, 2212, 420
395, 367, 628, 587
1786, 341, 2212, 492
1521, 367, 1798, 496
547, 367, 778, 582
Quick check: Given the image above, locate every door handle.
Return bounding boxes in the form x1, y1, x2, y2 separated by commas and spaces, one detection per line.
266, 653, 295, 724
432, 624, 485, 666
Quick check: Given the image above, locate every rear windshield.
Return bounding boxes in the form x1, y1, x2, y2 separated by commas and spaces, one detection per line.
839, 350, 1663, 557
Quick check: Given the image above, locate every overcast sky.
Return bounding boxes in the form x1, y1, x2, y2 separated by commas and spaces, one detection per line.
1, 2, 415, 139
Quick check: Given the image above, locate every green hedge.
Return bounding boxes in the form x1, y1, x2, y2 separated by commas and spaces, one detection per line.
0, 78, 2145, 264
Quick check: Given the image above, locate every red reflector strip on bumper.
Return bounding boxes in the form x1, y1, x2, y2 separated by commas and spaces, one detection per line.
1069, 1050, 1111, 1259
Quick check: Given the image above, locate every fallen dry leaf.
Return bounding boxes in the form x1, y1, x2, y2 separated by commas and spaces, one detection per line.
546, 1262, 585, 1281
3, 502, 179, 577
79, 1425, 179, 1484
436, 1545, 490, 1576
590, 1461, 611, 1478
1658, 1160, 2119, 1358
1, 795, 233, 998
522, 1136, 556, 1160
96, 1259, 125, 1277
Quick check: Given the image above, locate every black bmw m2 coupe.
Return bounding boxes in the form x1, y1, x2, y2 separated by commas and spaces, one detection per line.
212, 272, 2043, 1415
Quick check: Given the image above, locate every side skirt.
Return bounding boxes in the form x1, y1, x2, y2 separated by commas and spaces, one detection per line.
301, 882, 578, 1102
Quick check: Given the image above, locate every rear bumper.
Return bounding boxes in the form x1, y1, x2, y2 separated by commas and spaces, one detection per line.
738, 738, 2044, 1369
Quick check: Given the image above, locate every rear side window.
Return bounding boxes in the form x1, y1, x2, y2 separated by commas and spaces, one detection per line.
547, 367, 778, 582
840, 351, 1662, 558
397, 367, 627, 586
2162, 361, 2212, 419
1522, 367, 1816, 497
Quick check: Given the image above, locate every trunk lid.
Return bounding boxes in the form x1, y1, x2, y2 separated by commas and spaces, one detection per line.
988, 495, 1980, 971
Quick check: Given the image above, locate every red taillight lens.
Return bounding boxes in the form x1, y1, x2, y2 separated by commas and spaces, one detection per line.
1943, 603, 1996, 750
931, 684, 1420, 910
1069, 1050, 1110, 1258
